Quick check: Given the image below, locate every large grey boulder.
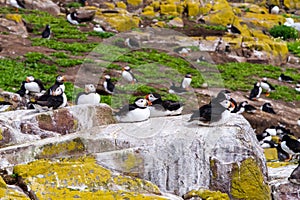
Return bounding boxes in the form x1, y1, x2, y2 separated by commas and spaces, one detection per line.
0, 113, 271, 198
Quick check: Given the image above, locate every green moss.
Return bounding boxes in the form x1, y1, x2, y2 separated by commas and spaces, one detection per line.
38, 138, 85, 158
231, 158, 271, 200
184, 188, 229, 200
13, 157, 166, 199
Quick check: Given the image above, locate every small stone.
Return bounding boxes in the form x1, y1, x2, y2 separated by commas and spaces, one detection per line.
167, 17, 184, 28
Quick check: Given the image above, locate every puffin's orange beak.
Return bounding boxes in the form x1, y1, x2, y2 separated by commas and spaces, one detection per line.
122, 67, 125, 71
62, 76, 66, 82
145, 94, 149, 100
230, 102, 235, 109
147, 100, 152, 106
26, 77, 30, 82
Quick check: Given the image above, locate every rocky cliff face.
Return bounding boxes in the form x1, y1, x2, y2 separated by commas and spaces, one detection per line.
0, 106, 271, 199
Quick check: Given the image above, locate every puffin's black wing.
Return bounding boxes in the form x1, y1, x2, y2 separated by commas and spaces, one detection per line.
36, 96, 63, 109
199, 104, 212, 122
129, 71, 138, 82
287, 139, 300, 153
16, 81, 26, 97
107, 80, 115, 93
16, 0, 25, 8
262, 106, 276, 114
34, 79, 46, 91
162, 100, 182, 111
266, 81, 275, 90
42, 28, 50, 39
244, 104, 256, 113
116, 104, 136, 116
209, 102, 227, 122
75, 92, 85, 105
249, 87, 258, 100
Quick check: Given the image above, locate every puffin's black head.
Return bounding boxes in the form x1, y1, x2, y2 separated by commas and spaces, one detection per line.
185, 74, 192, 78
216, 90, 231, 101
56, 75, 66, 83
145, 93, 161, 102
263, 102, 272, 108
123, 66, 131, 71
134, 98, 149, 108
281, 134, 291, 142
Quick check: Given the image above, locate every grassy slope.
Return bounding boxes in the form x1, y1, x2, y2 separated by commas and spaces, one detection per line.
0, 7, 299, 106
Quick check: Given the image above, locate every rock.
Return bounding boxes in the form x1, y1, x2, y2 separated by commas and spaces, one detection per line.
11, 157, 178, 199
167, 17, 184, 28
0, 17, 28, 37
289, 163, 300, 185
30, 0, 60, 16
268, 164, 300, 200
0, 114, 270, 198
75, 9, 95, 23
0, 104, 115, 147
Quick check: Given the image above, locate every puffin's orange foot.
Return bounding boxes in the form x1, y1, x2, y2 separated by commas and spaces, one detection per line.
265, 92, 270, 97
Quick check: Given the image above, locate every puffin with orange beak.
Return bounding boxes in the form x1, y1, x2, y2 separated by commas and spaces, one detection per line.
122, 66, 137, 84
37, 75, 66, 101
16, 75, 45, 97
145, 93, 183, 117
115, 97, 151, 122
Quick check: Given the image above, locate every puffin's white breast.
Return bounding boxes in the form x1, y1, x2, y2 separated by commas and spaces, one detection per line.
117, 107, 150, 122
122, 71, 134, 82
77, 93, 100, 105
25, 82, 41, 93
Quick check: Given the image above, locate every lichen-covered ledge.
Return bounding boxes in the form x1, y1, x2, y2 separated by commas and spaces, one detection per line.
0, 103, 115, 148
0, 114, 271, 199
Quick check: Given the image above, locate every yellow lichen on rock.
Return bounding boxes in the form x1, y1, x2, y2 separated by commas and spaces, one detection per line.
199, 3, 212, 15
116, 1, 127, 9
38, 138, 85, 158
264, 148, 278, 161
186, 1, 200, 16
0, 176, 30, 199
103, 2, 115, 9
13, 157, 167, 199
183, 188, 230, 200
127, 0, 143, 7
231, 158, 271, 200
267, 162, 294, 168
243, 12, 285, 29
160, 4, 178, 16
142, 6, 157, 18
5, 14, 22, 23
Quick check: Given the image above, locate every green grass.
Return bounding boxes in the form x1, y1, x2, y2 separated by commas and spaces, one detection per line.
288, 41, 300, 56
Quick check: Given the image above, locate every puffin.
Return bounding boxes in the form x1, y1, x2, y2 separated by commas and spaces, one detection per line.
67, 12, 79, 25
188, 98, 232, 125
30, 87, 67, 110
226, 24, 241, 34
234, 101, 256, 114
278, 73, 294, 83
38, 75, 66, 101
115, 98, 150, 122
174, 47, 191, 57
249, 82, 262, 101
261, 102, 276, 114
269, 5, 280, 14
122, 66, 137, 84
145, 93, 183, 117
169, 74, 193, 94
93, 24, 105, 33
9, 0, 25, 11
124, 38, 140, 49
295, 83, 300, 92
75, 84, 100, 105
103, 75, 115, 94
280, 134, 300, 160
260, 77, 275, 96
16, 76, 45, 97
41, 24, 51, 39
